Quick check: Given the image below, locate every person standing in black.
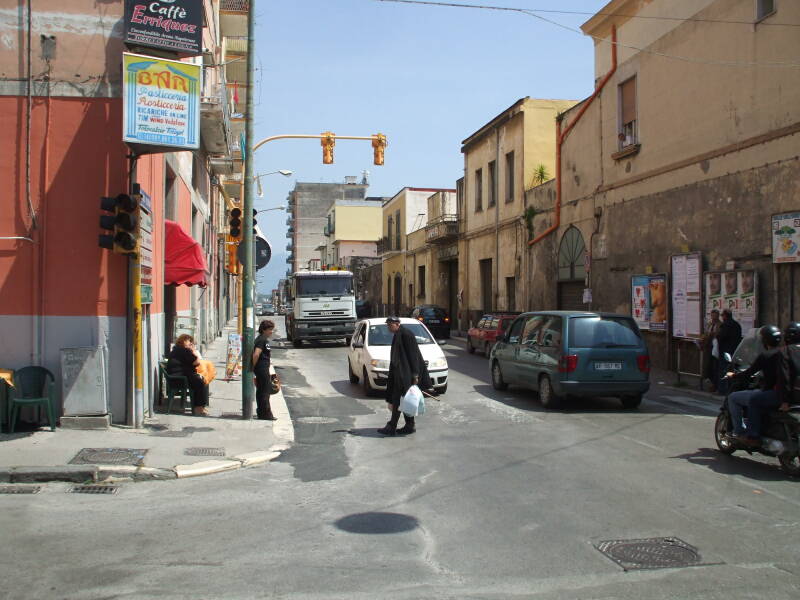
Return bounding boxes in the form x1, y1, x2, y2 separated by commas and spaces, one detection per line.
166, 334, 209, 416
378, 316, 432, 436
252, 320, 276, 421
716, 308, 742, 394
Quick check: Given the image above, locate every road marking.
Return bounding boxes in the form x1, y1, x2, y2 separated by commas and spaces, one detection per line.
620, 435, 663, 452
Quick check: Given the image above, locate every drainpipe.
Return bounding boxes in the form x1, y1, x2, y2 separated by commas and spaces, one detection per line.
528, 26, 617, 248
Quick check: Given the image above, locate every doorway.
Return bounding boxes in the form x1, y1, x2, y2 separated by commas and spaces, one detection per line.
557, 226, 586, 311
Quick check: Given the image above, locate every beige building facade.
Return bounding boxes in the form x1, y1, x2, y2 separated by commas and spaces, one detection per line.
525, 0, 800, 371
459, 97, 578, 329
319, 200, 383, 267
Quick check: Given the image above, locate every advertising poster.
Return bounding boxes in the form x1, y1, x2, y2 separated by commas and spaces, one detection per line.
671, 253, 702, 339
124, 0, 203, 55
704, 271, 758, 333
772, 211, 800, 264
122, 52, 200, 149
648, 275, 668, 332
631, 275, 650, 330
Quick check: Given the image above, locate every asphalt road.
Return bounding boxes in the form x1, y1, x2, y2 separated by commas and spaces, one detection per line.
2, 316, 799, 599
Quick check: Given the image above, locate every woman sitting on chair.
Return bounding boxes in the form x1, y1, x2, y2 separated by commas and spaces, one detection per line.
166, 334, 210, 416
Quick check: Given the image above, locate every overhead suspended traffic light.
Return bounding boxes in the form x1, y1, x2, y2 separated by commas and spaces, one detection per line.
372, 133, 387, 166
321, 131, 335, 164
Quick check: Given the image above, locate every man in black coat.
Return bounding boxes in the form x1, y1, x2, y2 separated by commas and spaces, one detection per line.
378, 316, 433, 436
716, 309, 742, 394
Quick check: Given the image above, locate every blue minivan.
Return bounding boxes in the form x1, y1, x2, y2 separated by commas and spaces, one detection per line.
489, 311, 650, 409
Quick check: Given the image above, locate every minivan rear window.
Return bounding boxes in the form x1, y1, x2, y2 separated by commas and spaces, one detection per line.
421, 307, 446, 318
569, 317, 642, 348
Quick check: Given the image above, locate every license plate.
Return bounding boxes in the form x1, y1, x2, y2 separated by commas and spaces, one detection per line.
428, 319, 440, 324
595, 362, 622, 370
321, 311, 335, 316
321, 327, 332, 332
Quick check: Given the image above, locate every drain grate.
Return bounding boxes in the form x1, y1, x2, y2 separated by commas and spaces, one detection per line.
184, 447, 225, 457
69, 448, 148, 466
0, 485, 42, 494
595, 537, 701, 571
70, 484, 120, 495
296, 416, 338, 424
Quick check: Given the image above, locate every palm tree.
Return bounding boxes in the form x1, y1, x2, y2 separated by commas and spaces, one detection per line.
531, 164, 550, 187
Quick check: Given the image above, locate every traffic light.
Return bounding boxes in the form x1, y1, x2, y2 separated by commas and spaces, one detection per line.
228, 207, 242, 240
372, 133, 387, 166
99, 193, 139, 255
321, 131, 335, 164
225, 234, 240, 275
252, 208, 258, 235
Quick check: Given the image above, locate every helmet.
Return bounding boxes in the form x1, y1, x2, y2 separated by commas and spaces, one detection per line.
784, 321, 800, 345
759, 325, 782, 348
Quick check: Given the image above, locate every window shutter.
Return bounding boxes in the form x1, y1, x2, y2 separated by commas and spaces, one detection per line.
621, 77, 636, 126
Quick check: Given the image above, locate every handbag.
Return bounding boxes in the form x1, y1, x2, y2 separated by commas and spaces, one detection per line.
399, 384, 424, 417
270, 373, 281, 394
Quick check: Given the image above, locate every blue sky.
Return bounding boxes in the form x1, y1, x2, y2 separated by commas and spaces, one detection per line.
253, 0, 610, 293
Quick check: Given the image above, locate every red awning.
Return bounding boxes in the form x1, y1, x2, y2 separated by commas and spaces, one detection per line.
164, 220, 208, 287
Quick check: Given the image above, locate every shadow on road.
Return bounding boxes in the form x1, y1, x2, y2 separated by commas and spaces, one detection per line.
333, 427, 387, 438
671, 447, 792, 482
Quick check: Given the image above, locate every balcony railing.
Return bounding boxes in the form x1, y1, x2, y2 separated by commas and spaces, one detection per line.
425, 214, 459, 244
221, 0, 249, 10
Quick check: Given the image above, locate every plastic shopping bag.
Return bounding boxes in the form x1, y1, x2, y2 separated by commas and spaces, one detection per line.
399, 384, 424, 417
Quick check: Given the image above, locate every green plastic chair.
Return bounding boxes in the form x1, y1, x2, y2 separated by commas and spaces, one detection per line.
8, 366, 56, 433
159, 361, 194, 414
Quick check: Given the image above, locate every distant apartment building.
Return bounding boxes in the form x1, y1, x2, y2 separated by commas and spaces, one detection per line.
318, 197, 384, 267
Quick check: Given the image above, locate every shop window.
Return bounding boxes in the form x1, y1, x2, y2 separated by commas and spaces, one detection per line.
475, 168, 483, 212
618, 76, 638, 149
488, 160, 496, 208
756, 0, 775, 21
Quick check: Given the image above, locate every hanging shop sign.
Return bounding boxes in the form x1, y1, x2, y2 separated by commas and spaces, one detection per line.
670, 253, 702, 339
631, 274, 667, 332
122, 52, 200, 150
124, 0, 203, 55
772, 211, 800, 264
704, 270, 757, 333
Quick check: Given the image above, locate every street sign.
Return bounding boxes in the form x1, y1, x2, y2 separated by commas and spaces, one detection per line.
237, 236, 272, 271
139, 198, 153, 268
141, 284, 153, 304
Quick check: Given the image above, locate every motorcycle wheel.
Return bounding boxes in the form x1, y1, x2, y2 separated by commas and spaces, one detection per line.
777, 443, 800, 477
714, 412, 736, 455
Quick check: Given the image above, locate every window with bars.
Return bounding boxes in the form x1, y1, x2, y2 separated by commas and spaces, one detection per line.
395, 210, 401, 250
505, 151, 515, 203
618, 76, 637, 148
475, 168, 483, 212
488, 161, 496, 208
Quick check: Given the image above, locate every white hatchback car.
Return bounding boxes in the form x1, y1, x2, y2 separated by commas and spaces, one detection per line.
347, 318, 449, 396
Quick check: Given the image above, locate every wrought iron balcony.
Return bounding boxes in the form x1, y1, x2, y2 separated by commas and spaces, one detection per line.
425, 214, 459, 244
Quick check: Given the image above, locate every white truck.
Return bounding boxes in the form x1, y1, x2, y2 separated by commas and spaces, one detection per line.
285, 270, 356, 347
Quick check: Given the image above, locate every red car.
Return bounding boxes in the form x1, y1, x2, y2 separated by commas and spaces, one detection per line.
466, 313, 519, 356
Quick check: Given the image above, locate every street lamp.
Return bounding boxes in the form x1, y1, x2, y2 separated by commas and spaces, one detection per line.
255, 205, 287, 215
255, 169, 292, 197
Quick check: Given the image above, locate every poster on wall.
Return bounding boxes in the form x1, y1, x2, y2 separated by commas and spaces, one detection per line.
122, 53, 200, 150
124, 0, 203, 55
631, 274, 667, 332
704, 270, 758, 333
671, 253, 702, 339
772, 211, 800, 263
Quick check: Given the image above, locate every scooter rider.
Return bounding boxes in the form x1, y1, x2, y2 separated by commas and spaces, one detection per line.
725, 325, 790, 447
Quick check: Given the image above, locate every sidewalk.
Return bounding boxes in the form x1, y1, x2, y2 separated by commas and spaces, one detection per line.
0, 322, 293, 484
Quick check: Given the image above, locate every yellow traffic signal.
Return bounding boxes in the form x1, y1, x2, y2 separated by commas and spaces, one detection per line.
372, 133, 387, 166
321, 131, 335, 164
226, 234, 240, 275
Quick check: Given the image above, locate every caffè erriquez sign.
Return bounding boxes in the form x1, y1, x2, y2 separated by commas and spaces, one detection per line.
124, 0, 203, 55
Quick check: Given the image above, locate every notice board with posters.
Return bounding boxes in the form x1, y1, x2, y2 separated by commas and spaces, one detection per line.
704, 270, 758, 333
124, 0, 203, 55
772, 211, 800, 263
671, 253, 702, 339
631, 274, 667, 332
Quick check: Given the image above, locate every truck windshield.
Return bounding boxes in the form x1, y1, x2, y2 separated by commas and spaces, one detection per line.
296, 276, 353, 297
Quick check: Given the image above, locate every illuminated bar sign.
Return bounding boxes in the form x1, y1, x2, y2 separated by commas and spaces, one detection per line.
124, 0, 203, 55
122, 53, 200, 149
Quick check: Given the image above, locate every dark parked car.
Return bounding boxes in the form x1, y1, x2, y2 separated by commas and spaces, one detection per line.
467, 313, 520, 356
490, 311, 650, 409
409, 305, 450, 339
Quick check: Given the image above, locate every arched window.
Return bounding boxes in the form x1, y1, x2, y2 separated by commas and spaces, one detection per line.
558, 226, 586, 281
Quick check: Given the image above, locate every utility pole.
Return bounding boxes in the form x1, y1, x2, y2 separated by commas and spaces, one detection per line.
241, 0, 256, 419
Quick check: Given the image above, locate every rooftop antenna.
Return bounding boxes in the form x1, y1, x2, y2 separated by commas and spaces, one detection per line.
362, 170, 370, 185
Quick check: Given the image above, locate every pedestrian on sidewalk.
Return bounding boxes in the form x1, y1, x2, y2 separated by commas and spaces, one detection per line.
701, 309, 721, 392
252, 319, 277, 421
167, 334, 210, 416
717, 309, 742, 394
378, 316, 432, 436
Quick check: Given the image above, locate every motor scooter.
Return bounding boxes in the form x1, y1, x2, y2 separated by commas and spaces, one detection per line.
714, 351, 800, 477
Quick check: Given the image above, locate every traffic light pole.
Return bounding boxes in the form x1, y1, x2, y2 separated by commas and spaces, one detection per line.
241, 0, 256, 420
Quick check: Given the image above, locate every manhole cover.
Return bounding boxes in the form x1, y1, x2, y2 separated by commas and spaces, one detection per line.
184, 447, 226, 457
596, 537, 701, 570
296, 416, 338, 424
149, 430, 191, 437
70, 484, 119, 495
69, 448, 148, 466
0, 485, 41, 494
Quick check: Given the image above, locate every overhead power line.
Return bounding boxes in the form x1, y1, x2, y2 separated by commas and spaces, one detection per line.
374, 0, 800, 68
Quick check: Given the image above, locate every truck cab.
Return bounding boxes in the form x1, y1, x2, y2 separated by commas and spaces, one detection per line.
286, 270, 356, 347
